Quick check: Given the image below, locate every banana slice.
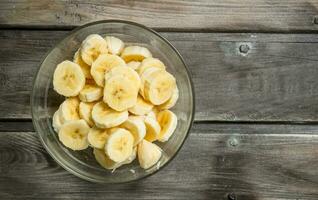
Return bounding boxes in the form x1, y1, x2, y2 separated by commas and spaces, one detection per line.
121, 116, 146, 146
105, 66, 141, 90
59, 97, 80, 123
52, 109, 63, 132
73, 50, 92, 79
58, 119, 90, 150
81, 34, 108, 65
91, 54, 126, 86
138, 140, 162, 169
79, 84, 103, 102
127, 61, 141, 70
144, 70, 176, 105
88, 126, 109, 149
92, 102, 128, 128
138, 58, 166, 75
105, 36, 125, 55
94, 147, 137, 170
53, 60, 85, 97
121, 46, 152, 62
146, 110, 157, 120
103, 76, 138, 111
146, 107, 160, 119
128, 95, 153, 116
105, 128, 134, 163
157, 110, 177, 142
144, 116, 161, 142
139, 67, 162, 98
158, 86, 179, 110
79, 102, 95, 127
94, 148, 118, 169
123, 146, 137, 165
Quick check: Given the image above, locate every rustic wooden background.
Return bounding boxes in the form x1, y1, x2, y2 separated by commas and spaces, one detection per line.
1, 1, 318, 199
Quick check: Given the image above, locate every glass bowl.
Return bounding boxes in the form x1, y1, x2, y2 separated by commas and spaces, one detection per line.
31, 20, 195, 183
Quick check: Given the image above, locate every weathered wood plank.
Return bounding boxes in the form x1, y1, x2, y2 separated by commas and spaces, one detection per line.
1, 0, 318, 32
2, 31, 318, 121
1, 123, 318, 199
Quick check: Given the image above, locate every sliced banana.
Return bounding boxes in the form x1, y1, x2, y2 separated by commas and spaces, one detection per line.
139, 67, 162, 98
105, 66, 141, 90
121, 46, 152, 62
58, 119, 90, 150
140, 67, 162, 80
92, 101, 128, 128
91, 54, 126, 87
144, 116, 161, 142
146, 110, 157, 120
127, 61, 141, 70
158, 86, 179, 110
105, 128, 134, 163
59, 97, 80, 123
103, 76, 138, 111
79, 102, 95, 127
157, 110, 177, 142
94, 147, 137, 170
138, 140, 162, 169
88, 126, 109, 149
52, 109, 63, 132
53, 60, 85, 97
81, 34, 108, 65
138, 58, 166, 75
128, 95, 153, 116
94, 148, 118, 169
121, 116, 146, 146
122, 146, 137, 165
105, 36, 125, 55
144, 70, 176, 105
79, 84, 103, 102
73, 50, 92, 79
52, 35, 182, 171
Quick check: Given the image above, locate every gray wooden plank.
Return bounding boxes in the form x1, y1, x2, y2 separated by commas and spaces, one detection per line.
2, 30, 318, 122
1, 123, 318, 199
1, 0, 318, 32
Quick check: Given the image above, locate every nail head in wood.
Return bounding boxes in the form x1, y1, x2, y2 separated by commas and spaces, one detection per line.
228, 192, 236, 200
229, 138, 238, 147
239, 44, 249, 54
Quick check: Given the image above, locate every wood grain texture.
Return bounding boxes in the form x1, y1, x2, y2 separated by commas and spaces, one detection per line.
1, 123, 318, 199
1, 0, 318, 32
2, 30, 318, 121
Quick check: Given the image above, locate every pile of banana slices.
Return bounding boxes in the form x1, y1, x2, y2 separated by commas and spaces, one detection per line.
52, 34, 179, 170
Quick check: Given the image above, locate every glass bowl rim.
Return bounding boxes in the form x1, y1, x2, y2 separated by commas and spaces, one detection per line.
31, 19, 196, 183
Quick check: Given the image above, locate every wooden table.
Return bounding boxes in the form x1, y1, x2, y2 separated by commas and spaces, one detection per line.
1, 1, 318, 199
